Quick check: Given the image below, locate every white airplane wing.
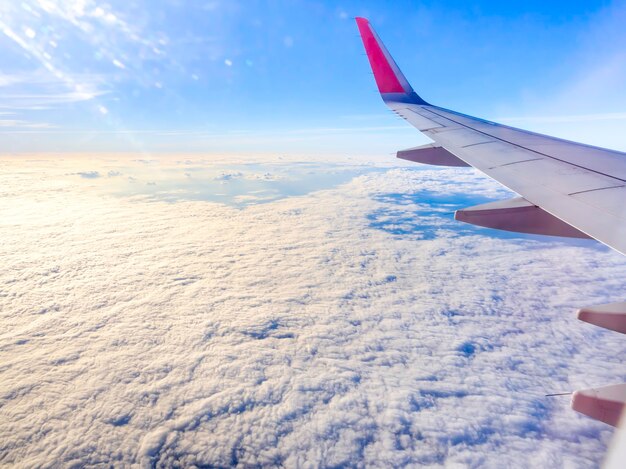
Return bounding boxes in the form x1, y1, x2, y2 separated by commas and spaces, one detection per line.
356, 17, 626, 427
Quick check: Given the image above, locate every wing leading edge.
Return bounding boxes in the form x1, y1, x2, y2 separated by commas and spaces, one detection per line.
355, 17, 626, 427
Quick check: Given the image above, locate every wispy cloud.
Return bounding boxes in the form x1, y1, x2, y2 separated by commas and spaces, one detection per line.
0, 70, 107, 126
0, 119, 55, 129
0, 0, 166, 115
0, 0, 239, 140
497, 112, 626, 124
0, 18, 103, 108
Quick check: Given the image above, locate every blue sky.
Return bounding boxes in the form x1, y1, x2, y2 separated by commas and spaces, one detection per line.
1, 0, 626, 154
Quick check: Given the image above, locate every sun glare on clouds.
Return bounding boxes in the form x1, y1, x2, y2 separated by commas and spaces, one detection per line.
0, 155, 624, 467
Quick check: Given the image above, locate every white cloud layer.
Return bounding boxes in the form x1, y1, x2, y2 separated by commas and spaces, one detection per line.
0, 156, 624, 468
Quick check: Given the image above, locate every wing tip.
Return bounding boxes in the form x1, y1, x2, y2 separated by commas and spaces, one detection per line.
355, 17, 429, 105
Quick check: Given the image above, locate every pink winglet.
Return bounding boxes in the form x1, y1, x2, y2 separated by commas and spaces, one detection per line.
356, 17, 406, 94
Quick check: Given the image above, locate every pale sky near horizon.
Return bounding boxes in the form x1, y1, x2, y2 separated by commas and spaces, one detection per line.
1, 0, 626, 154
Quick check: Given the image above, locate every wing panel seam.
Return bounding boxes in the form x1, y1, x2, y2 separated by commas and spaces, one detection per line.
568, 184, 626, 196
462, 141, 496, 149
488, 157, 543, 169
423, 107, 626, 183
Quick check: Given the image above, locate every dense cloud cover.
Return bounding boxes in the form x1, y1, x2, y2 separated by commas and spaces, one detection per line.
0, 156, 624, 468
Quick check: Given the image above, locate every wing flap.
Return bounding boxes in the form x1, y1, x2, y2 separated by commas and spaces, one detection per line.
397, 144, 470, 167
577, 302, 626, 334
455, 197, 590, 238
572, 384, 626, 427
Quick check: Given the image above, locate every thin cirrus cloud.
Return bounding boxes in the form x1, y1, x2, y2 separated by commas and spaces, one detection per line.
0, 0, 166, 113
0, 69, 107, 112
0, 119, 55, 129
0, 155, 624, 467
0, 0, 240, 144
497, 112, 626, 124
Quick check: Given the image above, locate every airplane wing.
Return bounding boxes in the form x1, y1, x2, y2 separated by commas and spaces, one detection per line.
355, 17, 626, 427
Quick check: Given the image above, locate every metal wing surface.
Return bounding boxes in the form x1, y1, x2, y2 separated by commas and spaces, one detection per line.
355, 17, 626, 256
355, 16, 626, 428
